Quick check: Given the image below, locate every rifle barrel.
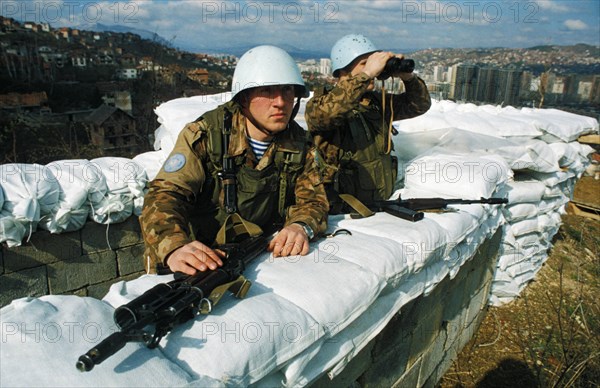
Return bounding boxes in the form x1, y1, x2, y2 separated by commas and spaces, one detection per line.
76, 332, 129, 372
75, 234, 268, 372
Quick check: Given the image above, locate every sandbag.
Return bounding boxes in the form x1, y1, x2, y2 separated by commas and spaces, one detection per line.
0, 164, 60, 246
88, 157, 148, 224
39, 159, 108, 233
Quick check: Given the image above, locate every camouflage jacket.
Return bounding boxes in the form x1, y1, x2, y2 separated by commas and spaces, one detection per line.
305, 73, 431, 204
140, 102, 329, 271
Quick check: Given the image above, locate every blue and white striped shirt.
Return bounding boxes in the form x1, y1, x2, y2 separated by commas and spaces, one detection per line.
247, 137, 272, 160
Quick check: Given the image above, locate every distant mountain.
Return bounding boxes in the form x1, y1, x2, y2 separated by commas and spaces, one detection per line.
188, 43, 328, 60
76, 23, 172, 46
527, 43, 599, 54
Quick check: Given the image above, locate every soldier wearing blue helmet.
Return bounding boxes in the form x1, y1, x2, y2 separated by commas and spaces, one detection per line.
306, 34, 431, 211
141, 46, 328, 275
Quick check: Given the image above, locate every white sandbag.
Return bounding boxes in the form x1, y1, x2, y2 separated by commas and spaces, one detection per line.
505, 251, 548, 278
0, 164, 60, 220
542, 177, 576, 200
89, 157, 148, 224
333, 211, 450, 274
250, 252, 385, 336
132, 150, 168, 181
518, 139, 560, 173
392, 128, 554, 180
0, 215, 28, 248
497, 244, 545, 271
503, 179, 547, 203
152, 124, 174, 153
314, 224, 409, 286
0, 164, 60, 246
525, 169, 576, 188
520, 107, 599, 142
569, 141, 596, 159
394, 100, 456, 134
503, 197, 569, 222
39, 160, 108, 233
476, 105, 542, 138
443, 109, 500, 136
403, 152, 512, 199
394, 108, 452, 133
154, 94, 230, 153
396, 101, 544, 138
549, 142, 580, 169
548, 141, 594, 176
503, 203, 541, 222
0, 295, 194, 387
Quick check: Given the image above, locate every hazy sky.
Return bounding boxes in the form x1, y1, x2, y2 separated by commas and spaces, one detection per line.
3, 0, 599, 55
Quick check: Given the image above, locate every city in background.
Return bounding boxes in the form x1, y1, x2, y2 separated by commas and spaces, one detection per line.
1, 16, 599, 164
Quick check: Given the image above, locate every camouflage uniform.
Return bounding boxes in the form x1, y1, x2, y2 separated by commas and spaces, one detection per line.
140, 101, 329, 272
305, 73, 431, 209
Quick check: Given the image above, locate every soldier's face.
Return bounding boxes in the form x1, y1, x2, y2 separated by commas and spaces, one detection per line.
244, 85, 295, 138
342, 54, 375, 90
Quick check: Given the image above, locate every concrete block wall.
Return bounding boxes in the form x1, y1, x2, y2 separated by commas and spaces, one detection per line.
313, 229, 502, 387
0, 218, 146, 307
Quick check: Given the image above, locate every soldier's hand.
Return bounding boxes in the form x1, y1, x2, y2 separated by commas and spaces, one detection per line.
166, 241, 225, 275
268, 224, 310, 258
363, 51, 394, 79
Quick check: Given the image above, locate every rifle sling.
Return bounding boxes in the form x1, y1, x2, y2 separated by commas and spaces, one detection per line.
338, 194, 375, 218
215, 213, 263, 245
200, 275, 252, 314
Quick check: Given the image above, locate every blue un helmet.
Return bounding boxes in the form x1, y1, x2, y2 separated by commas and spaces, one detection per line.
330, 34, 378, 77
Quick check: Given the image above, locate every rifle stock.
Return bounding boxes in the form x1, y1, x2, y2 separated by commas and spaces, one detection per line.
76, 234, 266, 372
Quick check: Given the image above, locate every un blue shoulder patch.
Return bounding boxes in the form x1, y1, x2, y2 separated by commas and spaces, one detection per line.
164, 153, 186, 173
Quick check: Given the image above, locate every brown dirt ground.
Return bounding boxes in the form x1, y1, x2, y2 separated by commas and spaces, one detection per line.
439, 176, 600, 388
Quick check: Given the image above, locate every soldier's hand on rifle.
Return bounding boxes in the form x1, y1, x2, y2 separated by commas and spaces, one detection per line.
166, 241, 225, 275
268, 224, 310, 258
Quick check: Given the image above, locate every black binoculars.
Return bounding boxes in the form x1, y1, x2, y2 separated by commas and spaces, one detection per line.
378, 58, 415, 80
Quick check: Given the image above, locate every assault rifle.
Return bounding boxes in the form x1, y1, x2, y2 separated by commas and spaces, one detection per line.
76, 234, 267, 372
340, 194, 508, 222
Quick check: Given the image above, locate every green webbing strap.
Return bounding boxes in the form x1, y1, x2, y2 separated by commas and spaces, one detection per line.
339, 193, 375, 218
215, 213, 263, 245
199, 275, 252, 314
277, 152, 293, 218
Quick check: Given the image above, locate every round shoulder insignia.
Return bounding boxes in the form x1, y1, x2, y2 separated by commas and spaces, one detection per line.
164, 153, 186, 173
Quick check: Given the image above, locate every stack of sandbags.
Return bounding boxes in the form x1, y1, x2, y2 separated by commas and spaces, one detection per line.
489, 165, 587, 305
0, 157, 151, 246
395, 102, 597, 306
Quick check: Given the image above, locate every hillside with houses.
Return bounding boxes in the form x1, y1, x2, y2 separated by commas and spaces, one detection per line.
0, 16, 235, 163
